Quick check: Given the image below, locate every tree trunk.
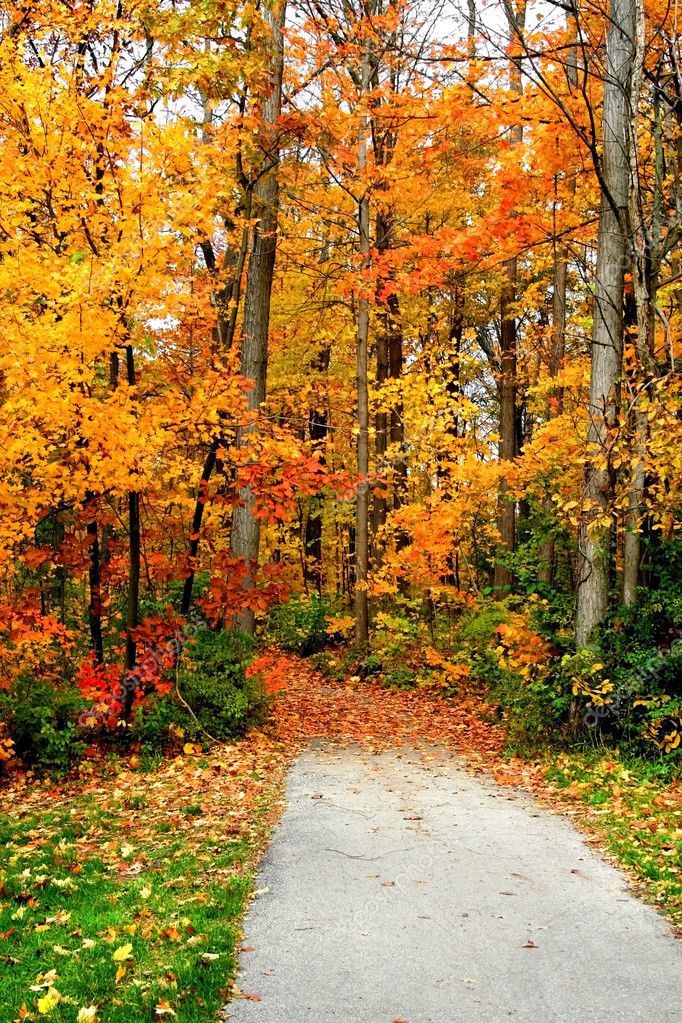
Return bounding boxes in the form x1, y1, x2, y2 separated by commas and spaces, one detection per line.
372, 212, 390, 543
180, 198, 253, 619
86, 511, 104, 665
441, 290, 464, 588
124, 343, 140, 720
388, 290, 405, 523
304, 347, 330, 593
537, 254, 568, 588
576, 0, 636, 647
539, 1, 578, 587
493, 0, 526, 594
371, 80, 403, 556
354, 39, 371, 652
494, 260, 518, 593
230, 1, 286, 635
181, 438, 220, 616
304, 501, 324, 594
445, 290, 464, 439
623, 409, 647, 604
85, 351, 121, 662
623, 0, 655, 606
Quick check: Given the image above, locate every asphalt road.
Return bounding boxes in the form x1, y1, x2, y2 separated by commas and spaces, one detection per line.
226, 744, 681, 1023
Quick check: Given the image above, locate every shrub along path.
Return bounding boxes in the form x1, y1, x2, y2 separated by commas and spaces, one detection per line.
0, 653, 680, 1022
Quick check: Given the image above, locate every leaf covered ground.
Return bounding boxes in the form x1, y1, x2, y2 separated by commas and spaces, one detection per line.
1, 653, 680, 1022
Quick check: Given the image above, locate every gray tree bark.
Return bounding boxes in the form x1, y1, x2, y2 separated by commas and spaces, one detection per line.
623, 0, 654, 606
576, 0, 636, 646
230, 1, 286, 635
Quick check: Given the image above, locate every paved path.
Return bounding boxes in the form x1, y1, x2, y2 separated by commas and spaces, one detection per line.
227, 745, 681, 1022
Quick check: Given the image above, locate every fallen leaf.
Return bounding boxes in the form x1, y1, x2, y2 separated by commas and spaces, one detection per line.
112, 943, 133, 962
37, 988, 61, 1014
76, 1008, 99, 1023
30, 970, 59, 990
155, 1000, 176, 1016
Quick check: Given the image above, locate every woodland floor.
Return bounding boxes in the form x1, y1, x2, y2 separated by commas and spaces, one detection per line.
0, 654, 681, 1022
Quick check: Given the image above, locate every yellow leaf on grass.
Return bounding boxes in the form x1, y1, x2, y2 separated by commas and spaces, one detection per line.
115, 966, 127, 984
112, 943, 133, 962
37, 988, 61, 1014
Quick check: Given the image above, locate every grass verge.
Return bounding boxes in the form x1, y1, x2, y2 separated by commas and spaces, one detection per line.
0, 736, 287, 1023
544, 752, 682, 927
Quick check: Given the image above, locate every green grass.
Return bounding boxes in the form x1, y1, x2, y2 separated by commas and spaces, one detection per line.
0, 790, 264, 1022
546, 751, 682, 925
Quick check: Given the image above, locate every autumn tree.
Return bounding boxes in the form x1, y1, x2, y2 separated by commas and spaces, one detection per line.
230, 2, 288, 636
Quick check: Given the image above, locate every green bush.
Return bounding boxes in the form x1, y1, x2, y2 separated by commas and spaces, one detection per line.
0, 676, 85, 773
453, 601, 571, 751
132, 693, 182, 752
266, 594, 333, 656
179, 628, 262, 737
456, 601, 507, 653
453, 601, 507, 692
383, 665, 419, 689
312, 647, 353, 681
577, 546, 682, 755
362, 606, 424, 689
133, 628, 264, 750
495, 666, 570, 752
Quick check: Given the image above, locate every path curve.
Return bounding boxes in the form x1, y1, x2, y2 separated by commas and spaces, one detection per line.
227, 744, 681, 1023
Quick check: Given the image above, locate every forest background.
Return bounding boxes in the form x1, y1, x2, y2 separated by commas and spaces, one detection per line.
0, 0, 681, 773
